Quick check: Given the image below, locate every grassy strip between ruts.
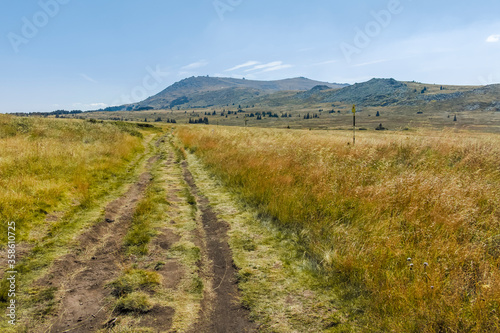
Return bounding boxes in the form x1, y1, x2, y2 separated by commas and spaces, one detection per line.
175, 125, 500, 332
101, 134, 205, 332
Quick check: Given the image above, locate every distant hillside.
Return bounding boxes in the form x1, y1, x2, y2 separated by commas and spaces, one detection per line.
272, 78, 411, 107
109, 76, 347, 110
321, 78, 410, 106
97, 76, 500, 115
290, 78, 500, 112
410, 83, 500, 112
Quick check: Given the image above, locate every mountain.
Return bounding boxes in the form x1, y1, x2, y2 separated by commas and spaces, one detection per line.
100, 76, 500, 115
112, 76, 348, 110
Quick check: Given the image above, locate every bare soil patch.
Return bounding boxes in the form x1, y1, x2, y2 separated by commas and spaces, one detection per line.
153, 229, 184, 290
154, 228, 180, 251
138, 305, 175, 331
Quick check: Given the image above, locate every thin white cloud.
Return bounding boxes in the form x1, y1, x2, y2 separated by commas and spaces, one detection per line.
181, 60, 209, 70
312, 59, 339, 66
259, 64, 294, 73
225, 61, 260, 72
486, 34, 500, 43
244, 61, 283, 72
80, 73, 97, 83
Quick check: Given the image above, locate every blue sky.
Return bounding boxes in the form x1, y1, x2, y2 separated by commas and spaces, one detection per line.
1, 0, 499, 113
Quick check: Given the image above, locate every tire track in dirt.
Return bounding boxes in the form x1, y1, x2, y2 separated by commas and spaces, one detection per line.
181, 161, 257, 333
37, 155, 160, 333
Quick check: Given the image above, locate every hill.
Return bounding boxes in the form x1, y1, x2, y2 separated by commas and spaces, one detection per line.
321, 78, 410, 106
118, 76, 347, 110
97, 75, 500, 115
289, 78, 500, 112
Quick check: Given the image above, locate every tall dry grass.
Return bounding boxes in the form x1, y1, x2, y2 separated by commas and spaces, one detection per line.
176, 126, 500, 332
0, 115, 143, 243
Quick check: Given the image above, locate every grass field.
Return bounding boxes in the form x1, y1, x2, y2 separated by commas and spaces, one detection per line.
0, 115, 164, 330
2, 113, 499, 331
175, 125, 500, 332
0, 115, 145, 243
0, 116, 213, 332
48, 103, 500, 134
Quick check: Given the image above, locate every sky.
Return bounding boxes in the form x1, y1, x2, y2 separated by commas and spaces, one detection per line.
1, 0, 499, 113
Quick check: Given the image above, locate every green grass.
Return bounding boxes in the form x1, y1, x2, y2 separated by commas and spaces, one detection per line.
123, 181, 169, 255
115, 292, 154, 313
108, 268, 161, 297
122, 137, 172, 256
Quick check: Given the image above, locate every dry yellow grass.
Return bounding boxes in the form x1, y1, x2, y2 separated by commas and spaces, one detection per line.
0, 115, 143, 243
175, 125, 500, 332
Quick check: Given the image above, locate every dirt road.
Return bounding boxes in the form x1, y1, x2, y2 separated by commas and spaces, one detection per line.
30, 136, 255, 332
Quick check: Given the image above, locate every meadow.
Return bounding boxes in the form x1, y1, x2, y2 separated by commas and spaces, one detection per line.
0, 116, 210, 332
2, 113, 499, 331
176, 125, 500, 332
0, 115, 145, 244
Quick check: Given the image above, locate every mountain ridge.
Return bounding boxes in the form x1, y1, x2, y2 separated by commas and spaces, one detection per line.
109, 76, 348, 111
98, 76, 500, 114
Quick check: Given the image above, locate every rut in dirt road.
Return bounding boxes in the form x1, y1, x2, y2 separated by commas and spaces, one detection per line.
182, 161, 258, 333
37, 156, 160, 333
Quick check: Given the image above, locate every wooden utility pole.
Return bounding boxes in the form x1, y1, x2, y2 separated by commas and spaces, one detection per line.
352, 104, 356, 146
